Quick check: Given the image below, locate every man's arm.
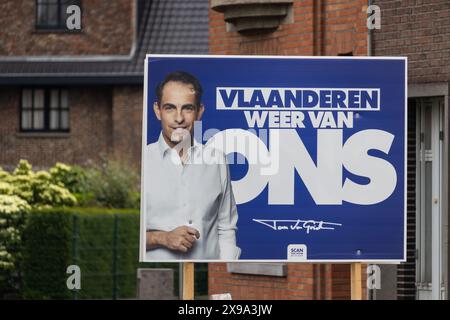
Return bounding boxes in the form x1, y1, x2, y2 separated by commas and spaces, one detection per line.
146, 230, 168, 250
146, 226, 200, 252
217, 158, 241, 260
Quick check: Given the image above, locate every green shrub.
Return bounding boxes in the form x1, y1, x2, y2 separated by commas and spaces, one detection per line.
20, 207, 208, 299
0, 161, 78, 297
0, 194, 30, 297
1, 159, 142, 298
2, 160, 77, 208
21, 207, 140, 299
50, 163, 87, 194
2, 160, 211, 299
80, 160, 140, 209
21, 209, 72, 299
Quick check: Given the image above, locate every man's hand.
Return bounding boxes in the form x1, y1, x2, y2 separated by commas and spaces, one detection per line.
147, 226, 200, 253
163, 226, 200, 252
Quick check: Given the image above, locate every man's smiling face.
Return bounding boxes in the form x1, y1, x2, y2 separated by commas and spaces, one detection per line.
154, 81, 204, 148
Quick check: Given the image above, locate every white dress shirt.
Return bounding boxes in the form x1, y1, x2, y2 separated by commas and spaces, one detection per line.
144, 133, 240, 260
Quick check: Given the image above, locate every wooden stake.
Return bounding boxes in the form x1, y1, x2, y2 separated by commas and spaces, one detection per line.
350, 263, 362, 300
182, 262, 195, 300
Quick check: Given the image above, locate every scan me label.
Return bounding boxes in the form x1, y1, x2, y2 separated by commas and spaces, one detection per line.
288, 244, 308, 261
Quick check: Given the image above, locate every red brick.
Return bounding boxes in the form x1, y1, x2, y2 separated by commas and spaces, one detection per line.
0, 0, 133, 56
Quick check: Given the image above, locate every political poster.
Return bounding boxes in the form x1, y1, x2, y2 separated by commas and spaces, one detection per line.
140, 55, 406, 262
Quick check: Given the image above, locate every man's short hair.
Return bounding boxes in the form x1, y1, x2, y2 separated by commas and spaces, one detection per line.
155, 71, 203, 108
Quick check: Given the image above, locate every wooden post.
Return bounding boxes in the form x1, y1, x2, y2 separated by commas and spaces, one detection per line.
350, 263, 362, 300
182, 262, 195, 300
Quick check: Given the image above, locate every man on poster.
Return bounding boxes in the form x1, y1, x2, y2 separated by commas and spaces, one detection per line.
144, 71, 241, 260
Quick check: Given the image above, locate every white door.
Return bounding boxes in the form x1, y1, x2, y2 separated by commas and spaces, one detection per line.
416, 97, 444, 300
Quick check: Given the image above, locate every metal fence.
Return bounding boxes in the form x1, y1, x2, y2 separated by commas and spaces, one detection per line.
69, 214, 208, 300
1, 212, 208, 300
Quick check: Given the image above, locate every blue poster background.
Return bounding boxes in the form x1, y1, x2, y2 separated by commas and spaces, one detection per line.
145, 56, 406, 261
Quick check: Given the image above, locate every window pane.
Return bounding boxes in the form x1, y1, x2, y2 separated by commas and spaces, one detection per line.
50, 89, 59, 109
33, 110, 45, 129
37, 4, 48, 26
21, 111, 32, 129
47, 3, 59, 26
61, 110, 69, 130
34, 89, 45, 109
37, 0, 64, 28
61, 90, 68, 109
60, 0, 69, 26
22, 90, 32, 109
50, 110, 59, 130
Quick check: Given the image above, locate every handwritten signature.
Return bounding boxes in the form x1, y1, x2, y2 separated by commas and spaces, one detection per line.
253, 218, 342, 234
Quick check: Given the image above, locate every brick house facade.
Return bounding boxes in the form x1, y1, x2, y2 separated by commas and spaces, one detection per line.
0, 0, 370, 301
0, 0, 134, 56
0, 0, 209, 170
208, 0, 450, 301
208, 0, 369, 300
371, 0, 450, 300
0, 86, 114, 167
210, 0, 368, 56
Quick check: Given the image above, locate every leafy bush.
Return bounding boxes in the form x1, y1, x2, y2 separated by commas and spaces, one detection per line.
0, 161, 77, 297
0, 194, 30, 296
78, 160, 140, 209
50, 163, 86, 194
1, 159, 141, 298
50, 164, 95, 207
1, 160, 77, 208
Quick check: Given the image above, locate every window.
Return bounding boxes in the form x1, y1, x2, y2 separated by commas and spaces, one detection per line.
21, 89, 70, 132
36, 0, 81, 30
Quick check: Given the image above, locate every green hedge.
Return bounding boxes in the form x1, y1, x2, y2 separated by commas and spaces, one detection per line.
20, 208, 208, 299
21, 208, 139, 299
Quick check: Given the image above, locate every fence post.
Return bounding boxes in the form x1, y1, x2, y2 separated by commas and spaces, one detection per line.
112, 214, 119, 300
72, 214, 78, 300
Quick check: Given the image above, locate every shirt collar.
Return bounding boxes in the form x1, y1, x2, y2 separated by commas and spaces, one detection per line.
157, 132, 202, 159
157, 132, 172, 157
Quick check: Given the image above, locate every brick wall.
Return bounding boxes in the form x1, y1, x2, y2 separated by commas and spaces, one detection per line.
112, 86, 143, 168
208, 0, 369, 300
373, 0, 450, 83
210, 0, 368, 56
372, 0, 450, 300
0, 85, 147, 169
0, 87, 113, 168
0, 0, 134, 56
209, 263, 367, 300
